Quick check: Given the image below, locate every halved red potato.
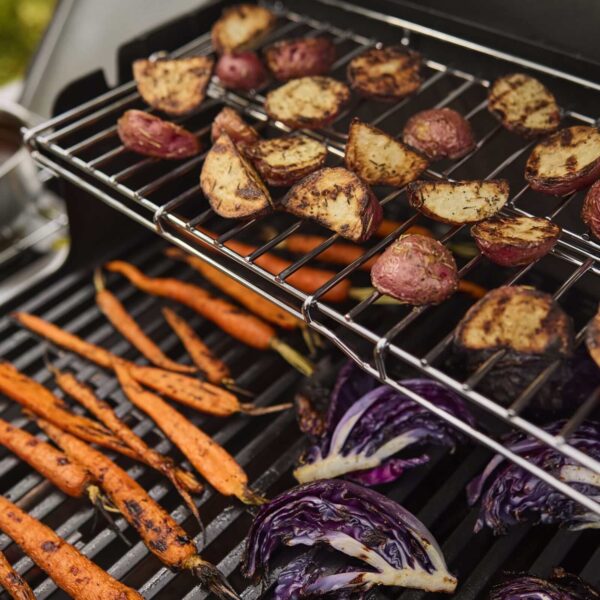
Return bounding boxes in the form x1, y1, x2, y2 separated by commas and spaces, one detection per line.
525, 126, 600, 195
345, 118, 428, 187
407, 179, 510, 224
265, 76, 350, 130
371, 234, 458, 304
281, 167, 382, 242
133, 56, 214, 116
211, 4, 276, 53
582, 179, 600, 239
471, 215, 561, 266
402, 108, 475, 160
264, 37, 336, 81
117, 110, 200, 159
210, 107, 260, 149
215, 51, 268, 90
347, 46, 422, 102
586, 305, 600, 368
488, 73, 561, 138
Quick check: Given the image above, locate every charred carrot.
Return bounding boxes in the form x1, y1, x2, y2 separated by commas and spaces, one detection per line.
164, 248, 298, 329
50, 366, 204, 521
0, 549, 35, 600
38, 419, 239, 600
94, 269, 196, 374
103, 262, 313, 376
114, 362, 262, 505
0, 495, 143, 599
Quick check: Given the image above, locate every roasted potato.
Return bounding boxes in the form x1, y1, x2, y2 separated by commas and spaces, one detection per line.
211, 107, 260, 149
264, 37, 336, 81
133, 56, 213, 115
586, 305, 600, 368
371, 234, 458, 304
347, 46, 422, 101
345, 118, 428, 187
581, 179, 600, 239
117, 110, 200, 159
488, 73, 561, 138
455, 285, 574, 409
525, 126, 600, 195
471, 215, 561, 267
246, 135, 327, 186
281, 167, 382, 242
407, 179, 510, 224
215, 51, 268, 90
200, 133, 272, 219
265, 76, 350, 129
402, 108, 475, 160
211, 4, 276, 53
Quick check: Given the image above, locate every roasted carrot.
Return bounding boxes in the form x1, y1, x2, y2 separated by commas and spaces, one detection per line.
164, 248, 298, 329
456, 279, 487, 300
0, 549, 35, 600
0, 495, 143, 599
103, 262, 313, 376
38, 419, 239, 600
376, 219, 433, 238
94, 269, 196, 374
114, 362, 262, 506
51, 366, 204, 523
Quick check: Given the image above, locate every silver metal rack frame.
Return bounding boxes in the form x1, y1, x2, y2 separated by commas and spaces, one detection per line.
23, 0, 600, 517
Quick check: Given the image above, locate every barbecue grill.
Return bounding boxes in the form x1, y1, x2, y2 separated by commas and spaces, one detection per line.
1, 0, 599, 597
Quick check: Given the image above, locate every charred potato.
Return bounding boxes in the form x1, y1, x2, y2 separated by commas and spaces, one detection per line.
215, 51, 268, 90
488, 73, 561, 138
246, 135, 327, 186
265, 76, 350, 129
525, 126, 600, 195
264, 37, 336, 81
281, 167, 382, 242
407, 179, 510, 224
371, 234, 458, 304
471, 216, 561, 267
117, 110, 200, 159
200, 133, 272, 219
345, 118, 428, 187
454, 285, 574, 409
347, 46, 422, 102
402, 108, 475, 160
211, 4, 276, 53
133, 56, 213, 115
211, 107, 260, 149
582, 180, 600, 239
586, 305, 600, 368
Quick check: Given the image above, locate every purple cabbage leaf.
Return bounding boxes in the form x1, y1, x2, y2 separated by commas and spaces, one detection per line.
243, 479, 457, 596
467, 420, 600, 534
295, 379, 476, 486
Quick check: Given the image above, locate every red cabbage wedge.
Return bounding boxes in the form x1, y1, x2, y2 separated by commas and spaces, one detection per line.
243, 479, 457, 595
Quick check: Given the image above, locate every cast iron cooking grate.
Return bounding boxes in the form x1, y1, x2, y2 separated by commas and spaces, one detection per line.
0, 236, 598, 598
22, 2, 600, 517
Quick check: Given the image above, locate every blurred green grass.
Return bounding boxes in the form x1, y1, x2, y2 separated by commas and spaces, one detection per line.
0, 0, 56, 86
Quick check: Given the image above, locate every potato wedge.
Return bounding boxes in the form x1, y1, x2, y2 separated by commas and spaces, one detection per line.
133, 56, 213, 115
200, 133, 272, 219
586, 305, 600, 368
581, 180, 600, 239
371, 234, 458, 304
281, 167, 382, 242
347, 46, 422, 101
264, 37, 336, 81
407, 179, 509, 224
117, 110, 200, 159
525, 126, 600, 195
265, 76, 350, 129
211, 4, 276, 53
345, 118, 428, 187
488, 73, 560, 138
471, 215, 560, 266
211, 107, 260, 149
246, 135, 327, 186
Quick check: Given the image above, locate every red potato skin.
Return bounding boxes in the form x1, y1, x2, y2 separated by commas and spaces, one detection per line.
264, 37, 336, 81
370, 234, 458, 304
215, 51, 268, 91
403, 108, 475, 160
528, 163, 600, 196
582, 180, 600, 239
117, 110, 200, 159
